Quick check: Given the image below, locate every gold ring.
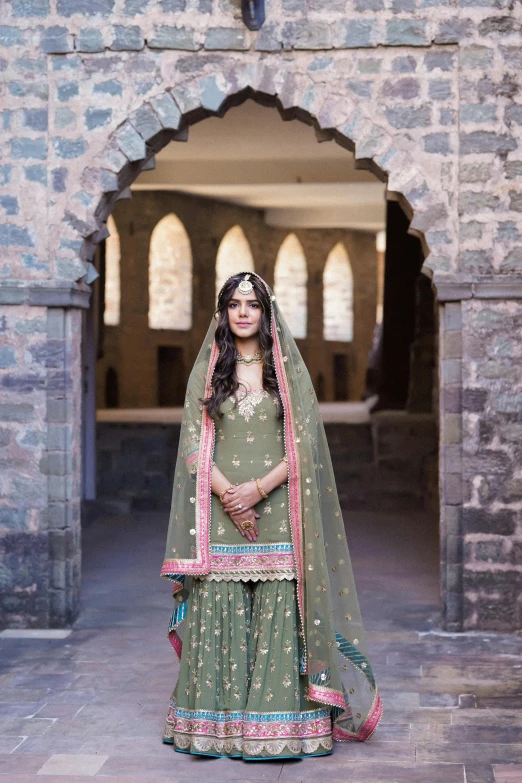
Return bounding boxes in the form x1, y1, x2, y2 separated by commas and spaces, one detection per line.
241, 520, 254, 531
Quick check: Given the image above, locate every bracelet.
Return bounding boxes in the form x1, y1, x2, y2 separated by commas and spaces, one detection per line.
219, 484, 235, 503
281, 454, 288, 464
256, 478, 268, 499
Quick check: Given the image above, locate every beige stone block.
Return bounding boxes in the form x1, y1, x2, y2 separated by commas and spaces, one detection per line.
494, 765, 522, 782
417, 743, 522, 764
445, 329, 463, 359
37, 754, 108, 776
442, 413, 462, 444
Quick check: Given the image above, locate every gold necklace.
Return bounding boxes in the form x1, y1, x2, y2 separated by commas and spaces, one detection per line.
236, 351, 263, 365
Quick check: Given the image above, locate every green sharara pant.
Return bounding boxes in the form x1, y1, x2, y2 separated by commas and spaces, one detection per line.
163, 578, 333, 759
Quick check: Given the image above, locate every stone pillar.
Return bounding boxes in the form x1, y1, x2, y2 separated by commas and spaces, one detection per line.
436, 282, 522, 633
46, 307, 83, 626
461, 297, 522, 631
0, 288, 88, 629
438, 300, 464, 632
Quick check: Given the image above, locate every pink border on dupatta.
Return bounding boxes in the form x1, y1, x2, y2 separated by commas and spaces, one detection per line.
167, 580, 185, 659
269, 311, 305, 629
268, 284, 374, 729
332, 692, 383, 743
168, 629, 183, 658
307, 684, 346, 709
161, 341, 219, 576
185, 451, 198, 469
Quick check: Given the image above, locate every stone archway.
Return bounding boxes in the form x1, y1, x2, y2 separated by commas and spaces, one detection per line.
0, 0, 517, 642
77, 70, 454, 280
74, 70, 455, 624
45, 57, 462, 631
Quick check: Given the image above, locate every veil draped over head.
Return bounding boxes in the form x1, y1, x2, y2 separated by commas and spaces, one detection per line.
161, 273, 382, 742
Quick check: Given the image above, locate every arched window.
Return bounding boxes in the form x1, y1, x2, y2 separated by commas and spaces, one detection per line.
215, 225, 254, 301
323, 242, 354, 342
103, 215, 121, 326
148, 213, 192, 330
274, 234, 307, 339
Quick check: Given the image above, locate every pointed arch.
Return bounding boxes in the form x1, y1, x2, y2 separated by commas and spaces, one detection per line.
148, 213, 192, 330
103, 215, 121, 326
323, 242, 354, 342
215, 225, 254, 300
274, 233, 308, 339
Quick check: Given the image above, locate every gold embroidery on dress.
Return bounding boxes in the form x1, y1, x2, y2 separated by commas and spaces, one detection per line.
232, 388, 270, 422
202, 570, 296, 582
173, 733, 333, 757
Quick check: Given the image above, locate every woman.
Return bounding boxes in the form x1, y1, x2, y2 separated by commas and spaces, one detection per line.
161, 272, 382, 760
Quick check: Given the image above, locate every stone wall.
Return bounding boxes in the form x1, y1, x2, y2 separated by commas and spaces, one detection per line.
0, 0, 521, 629
97, 190, 378, 408
461, 300, 522, 631
94, 414, 438, 514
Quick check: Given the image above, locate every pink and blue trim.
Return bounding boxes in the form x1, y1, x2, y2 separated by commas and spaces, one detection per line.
332, 692, 383, 743
269, 310, 306, 640
161, 340, 219, 578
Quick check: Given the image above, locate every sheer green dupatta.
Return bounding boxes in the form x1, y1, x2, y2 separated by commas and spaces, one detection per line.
160, 273, 382, 741
261, 275, 382, 743
160, 317, 219, 658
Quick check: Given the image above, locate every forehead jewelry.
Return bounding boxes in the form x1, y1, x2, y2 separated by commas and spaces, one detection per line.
237, 273, 254, 295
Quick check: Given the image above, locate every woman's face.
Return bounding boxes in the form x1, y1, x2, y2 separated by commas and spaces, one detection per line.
227, 286, 263, 340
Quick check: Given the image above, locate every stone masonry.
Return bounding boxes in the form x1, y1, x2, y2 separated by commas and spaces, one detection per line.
0, 0, 521, 631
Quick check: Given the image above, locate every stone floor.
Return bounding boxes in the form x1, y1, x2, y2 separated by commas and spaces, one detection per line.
1, 507, 522, 782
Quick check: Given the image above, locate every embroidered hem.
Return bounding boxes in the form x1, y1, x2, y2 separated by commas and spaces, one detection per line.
173, 733, 333, 757
163, 706, 333, 758
199, 571, 296, 582
206, 543, 296, 581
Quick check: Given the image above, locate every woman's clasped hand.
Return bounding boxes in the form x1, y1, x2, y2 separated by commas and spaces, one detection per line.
221, 480, 263, 541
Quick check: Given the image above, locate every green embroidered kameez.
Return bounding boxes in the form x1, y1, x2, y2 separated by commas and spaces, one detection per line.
163, 389, 333, 759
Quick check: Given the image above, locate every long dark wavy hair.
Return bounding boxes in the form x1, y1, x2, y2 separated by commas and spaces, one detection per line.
201, 273, 282, 419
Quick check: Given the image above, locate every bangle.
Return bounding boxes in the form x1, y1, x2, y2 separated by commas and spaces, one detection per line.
219, 484, 235, 503
281, 454, 288, 464
256, 478, 268, 499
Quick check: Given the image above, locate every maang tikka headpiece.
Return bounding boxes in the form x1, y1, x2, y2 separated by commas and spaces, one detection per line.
237, 273, 254, 295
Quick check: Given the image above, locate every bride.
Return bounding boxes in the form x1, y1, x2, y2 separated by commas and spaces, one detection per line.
161, 272, 382, 760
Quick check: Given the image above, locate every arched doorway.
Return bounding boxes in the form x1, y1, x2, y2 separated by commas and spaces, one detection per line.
215, 225, 255, 301
148, 213, 192, 406
66, 78, 446, 636
274, 234, 308, 339
148, 213, 192, 332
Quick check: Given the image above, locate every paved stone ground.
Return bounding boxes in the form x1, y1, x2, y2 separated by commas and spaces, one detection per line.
1, 507, 521, 782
